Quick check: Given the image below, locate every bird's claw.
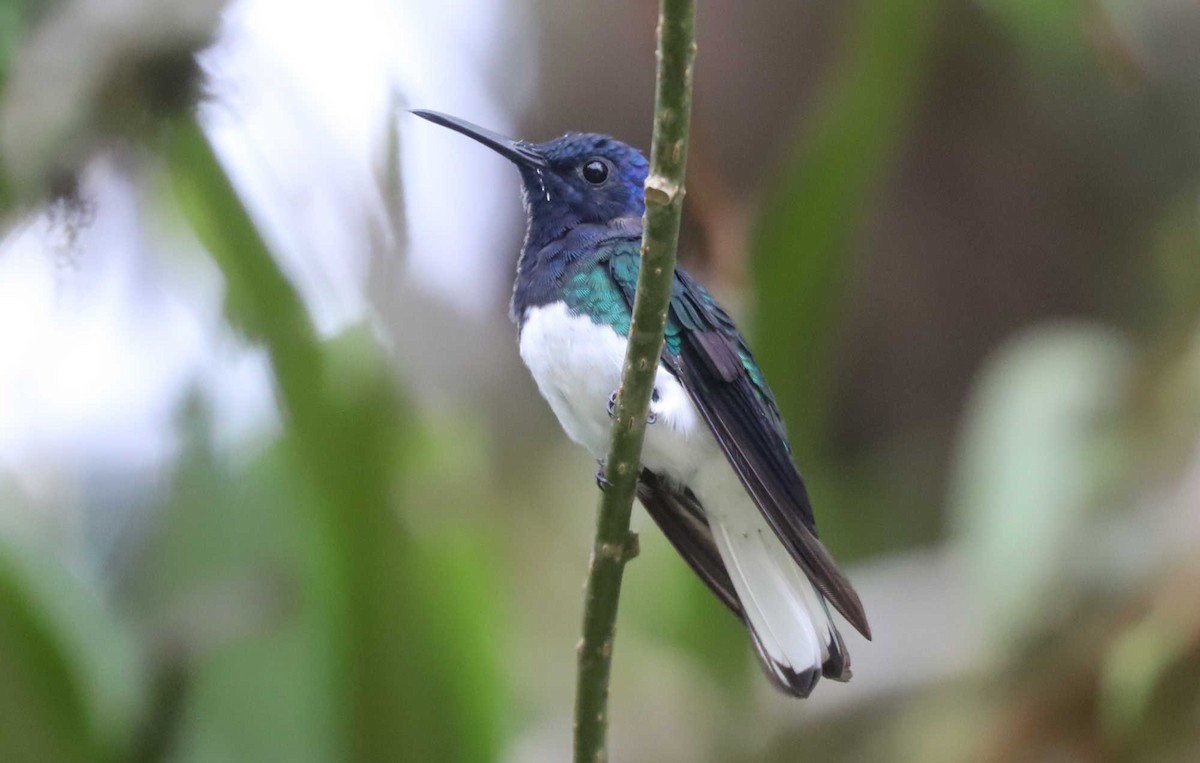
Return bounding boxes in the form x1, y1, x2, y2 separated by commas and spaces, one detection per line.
595, 461, 612, 491
648, 386, 661, 424
607, 387, 662, 425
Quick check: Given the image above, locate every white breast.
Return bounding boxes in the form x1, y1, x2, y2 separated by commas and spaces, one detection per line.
518, 302, 717, 481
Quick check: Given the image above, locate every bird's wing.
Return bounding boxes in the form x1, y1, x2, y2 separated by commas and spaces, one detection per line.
636, 470, 743, 618
607, 244, 871, 639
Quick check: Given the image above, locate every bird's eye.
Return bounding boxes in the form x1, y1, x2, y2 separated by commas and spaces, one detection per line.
582, 159, 609, 184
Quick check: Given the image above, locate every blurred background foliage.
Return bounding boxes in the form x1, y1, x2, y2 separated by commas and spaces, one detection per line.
1, 0, 1199, 761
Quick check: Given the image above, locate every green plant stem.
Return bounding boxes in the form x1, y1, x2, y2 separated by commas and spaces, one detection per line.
572, 1, 696, 761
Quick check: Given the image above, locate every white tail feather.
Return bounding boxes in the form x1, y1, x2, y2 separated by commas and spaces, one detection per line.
709, 494, 837, 683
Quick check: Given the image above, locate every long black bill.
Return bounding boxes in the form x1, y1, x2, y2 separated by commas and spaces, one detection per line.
411, 110, 547, 169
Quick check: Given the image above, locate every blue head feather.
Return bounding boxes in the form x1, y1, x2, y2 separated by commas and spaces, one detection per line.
516, 133, 648, 253
408, 111, 648, 320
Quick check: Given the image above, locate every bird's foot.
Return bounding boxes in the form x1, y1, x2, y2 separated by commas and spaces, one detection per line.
607, 388, 661, 425
595, 460, 612, 492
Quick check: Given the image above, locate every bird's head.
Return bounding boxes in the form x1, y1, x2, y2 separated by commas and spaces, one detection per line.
412, 110, 648, 250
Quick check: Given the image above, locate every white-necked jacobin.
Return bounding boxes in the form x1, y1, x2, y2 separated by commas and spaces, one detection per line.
412, 110, 871, 697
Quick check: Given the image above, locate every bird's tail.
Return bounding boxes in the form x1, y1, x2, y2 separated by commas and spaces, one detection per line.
710, 499, 851, 697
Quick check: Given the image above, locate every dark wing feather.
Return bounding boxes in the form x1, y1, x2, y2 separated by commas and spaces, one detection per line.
636, 470, 742, 617
610, 249, 871, 640
689, 329, 742, 382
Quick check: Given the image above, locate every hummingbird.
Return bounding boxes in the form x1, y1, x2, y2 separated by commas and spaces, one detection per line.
412, 110, 871, 697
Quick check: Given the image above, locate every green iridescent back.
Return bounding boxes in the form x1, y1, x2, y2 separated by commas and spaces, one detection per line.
558, 239, 781, 426
560, 240, 681, 356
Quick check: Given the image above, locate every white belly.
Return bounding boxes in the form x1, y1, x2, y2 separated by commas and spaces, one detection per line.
518, 302, 718, 481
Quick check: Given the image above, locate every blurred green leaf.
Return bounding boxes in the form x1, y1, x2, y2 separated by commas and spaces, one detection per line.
1148, 193, 1200, 340
948, 323, 1132, 643
165, 117, 505, 761
976, 0, 1090, 68
1100, 613, 1188, 744
123, 440, 338, 763
166, 118, 321, 383
405, 530, 509, 761
750, 0, 937, 458
1097, 565, 1200, 760
0, 539, 142, 763
0, 0, 41, 211
0, 0, 43, 83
